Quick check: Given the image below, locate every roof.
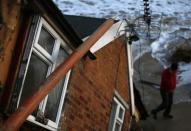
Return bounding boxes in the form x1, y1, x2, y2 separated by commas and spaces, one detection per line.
30, 0, 82, 48
64, 15, 107, 39
28, 0, 96, 59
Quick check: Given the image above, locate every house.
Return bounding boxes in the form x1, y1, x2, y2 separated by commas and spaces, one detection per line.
0, 0, 135, 131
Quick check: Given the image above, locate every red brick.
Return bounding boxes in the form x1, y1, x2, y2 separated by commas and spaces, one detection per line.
61, 38, 130, 130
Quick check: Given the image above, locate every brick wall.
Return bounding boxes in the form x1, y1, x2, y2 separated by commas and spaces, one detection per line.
0, 0, 21, 89
61, 38, 130, 131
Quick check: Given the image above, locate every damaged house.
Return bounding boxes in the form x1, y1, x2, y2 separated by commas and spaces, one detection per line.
0, 0, 136, 130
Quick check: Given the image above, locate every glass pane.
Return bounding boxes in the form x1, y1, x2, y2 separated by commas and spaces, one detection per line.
108, 101, 118, 131
118, 107, 124, 119
55, 47, 68, 67
111, 101, 117, 122
114, 122, 121, 131
20, 53, 49, 103
44, 48, 68, 122
44, 77, 66, 122
38, 26, 55, 54
20, 53, 49, 115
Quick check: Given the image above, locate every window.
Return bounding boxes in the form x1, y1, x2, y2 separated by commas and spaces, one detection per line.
108, 97, 125, 131
16, 17, 71, 130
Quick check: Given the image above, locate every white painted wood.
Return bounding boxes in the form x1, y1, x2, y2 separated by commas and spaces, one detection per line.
27, 116, 57, 131
127, 42, 135, 115
112, 97, 126, 131
90, 20, 127, 53
114, 90, 129, 109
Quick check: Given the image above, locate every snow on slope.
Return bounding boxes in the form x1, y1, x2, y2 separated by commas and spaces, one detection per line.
53, 0, 191, 87
54, 0, 191, 19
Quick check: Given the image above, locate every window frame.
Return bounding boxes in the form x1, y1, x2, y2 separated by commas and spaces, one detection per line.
109, 97, 126, 131
16, 17, 72, 130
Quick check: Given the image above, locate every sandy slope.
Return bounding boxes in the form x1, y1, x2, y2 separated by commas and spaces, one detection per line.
141, 102, 191, 131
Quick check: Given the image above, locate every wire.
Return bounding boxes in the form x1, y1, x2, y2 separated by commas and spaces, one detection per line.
113, 19, 127, 91
115, 19, 125, 38
113, 18, 134, 90
138, 40, 144, 101
114, 41, 125, 91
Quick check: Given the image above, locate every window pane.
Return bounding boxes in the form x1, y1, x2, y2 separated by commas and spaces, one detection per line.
55, 47, 68, 67
114, 122, 121, 131
38, 26, 55, 54
44, 77, 66, 122
44, 48, 68, 122
111, 101, 117, 123
20, 53, 49, 115
118, 107, 124, 120
108, 101, 118, 131
20, 53, 49, 104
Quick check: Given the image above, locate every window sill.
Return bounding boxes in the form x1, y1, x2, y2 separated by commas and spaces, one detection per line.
27, 115, 57, 131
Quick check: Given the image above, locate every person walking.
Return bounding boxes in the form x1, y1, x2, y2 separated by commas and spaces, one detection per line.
151, 63, 178, 119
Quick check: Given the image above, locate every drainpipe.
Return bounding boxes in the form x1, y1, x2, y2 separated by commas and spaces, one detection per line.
126, 32, 135, 115
127, 42, 135, 114
2, 19, 114, 131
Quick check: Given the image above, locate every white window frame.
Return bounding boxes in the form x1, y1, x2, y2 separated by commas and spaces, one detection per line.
110, 97, 126, 131
17, 17, 72, 131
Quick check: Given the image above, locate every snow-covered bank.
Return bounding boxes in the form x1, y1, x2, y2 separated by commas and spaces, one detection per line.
54, 0, 191, 19
54, 0, 191, 96
150, 21, 191, 87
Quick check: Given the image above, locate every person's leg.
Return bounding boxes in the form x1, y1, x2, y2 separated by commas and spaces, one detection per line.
151, 89, 168, 119
163, 92, 173, 118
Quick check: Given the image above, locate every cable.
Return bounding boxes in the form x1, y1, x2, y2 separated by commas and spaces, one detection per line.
113, 18, 127, 91
137, 40, 144, 102
115, 19, 125, 38
114, 41, 125, 91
